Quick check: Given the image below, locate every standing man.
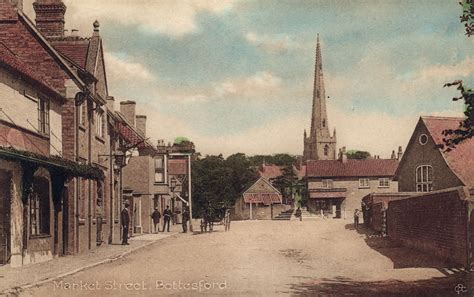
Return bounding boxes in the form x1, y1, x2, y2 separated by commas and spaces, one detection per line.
182, 208, 190, 233
151, 208, 161, 233
163, 205, 172, 232
121, 201, 130, 245
354, 209, 360, 229
224, 209, 231, 232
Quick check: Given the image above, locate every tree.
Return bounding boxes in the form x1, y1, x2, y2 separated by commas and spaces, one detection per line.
441, 1, 474, 150
248, 153, 297, 167
346, 150, 371, 160
273, 165, 298, 204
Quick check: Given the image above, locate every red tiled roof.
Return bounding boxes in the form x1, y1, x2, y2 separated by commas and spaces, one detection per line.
306, 159, 399, 178
117, 122, 151, 149
243, 193, 282, 205
168, 159, 187, 175
422, 116, 474, 186
0, 44, 59, 97
52, 40, 89, 70
258, 164, 306, 179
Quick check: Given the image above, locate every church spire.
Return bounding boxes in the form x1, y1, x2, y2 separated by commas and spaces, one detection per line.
310, 34, 330, 139
303, 35, 337, 162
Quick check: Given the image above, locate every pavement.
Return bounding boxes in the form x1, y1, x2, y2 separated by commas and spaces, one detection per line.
10, 219, 474, 296
0, 230, 179, 296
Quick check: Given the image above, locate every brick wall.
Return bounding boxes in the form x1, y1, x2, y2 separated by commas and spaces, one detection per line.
387, 187, 471, 266
371, 202, 384, 232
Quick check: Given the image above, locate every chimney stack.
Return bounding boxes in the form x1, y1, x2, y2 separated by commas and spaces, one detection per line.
339, 147, 347, 163
33, 0, 67, 38
391, 150, 396, 159
119, 100, 136, 127
106, 96, 115, 112
397, 146, 403, 160
136, 115, 146, 137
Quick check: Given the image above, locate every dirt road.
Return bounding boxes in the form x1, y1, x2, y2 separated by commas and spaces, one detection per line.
20, 220, 467, 296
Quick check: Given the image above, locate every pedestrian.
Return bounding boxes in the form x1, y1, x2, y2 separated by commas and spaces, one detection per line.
224, 209, 231, 231
354, 208, 360, 229
182, 208, 190, 233
121, 201, 130, 245
295, 207, 302, 221
163, 205, 171, 232
151, 207, 161, 233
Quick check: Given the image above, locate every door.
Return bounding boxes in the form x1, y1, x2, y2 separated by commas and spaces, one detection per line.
0, 171, 11, 265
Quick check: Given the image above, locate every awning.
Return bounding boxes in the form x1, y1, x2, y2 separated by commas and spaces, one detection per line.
309, 190, 346, 199
243, 193, 282, 205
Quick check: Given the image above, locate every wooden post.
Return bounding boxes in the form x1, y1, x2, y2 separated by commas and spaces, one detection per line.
249, 202, 253, 220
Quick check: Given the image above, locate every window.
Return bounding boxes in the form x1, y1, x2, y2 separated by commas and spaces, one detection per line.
154, 156, 165, 183
95, 109, 104, 138
37, 98, 50, 135
419, 134, 428, 145
359, 178, 370, 188
79, 102, 86, 126
322, 119, 326, 127
378, 178, 390, 188
30, 177, 50, 236
324, 145, 329, 156
322, 179, 333, 188
416, 165, 433, 192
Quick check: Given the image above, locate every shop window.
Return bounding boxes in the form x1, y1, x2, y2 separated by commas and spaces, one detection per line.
416, 165, 433, 192
30, 176, 50, 236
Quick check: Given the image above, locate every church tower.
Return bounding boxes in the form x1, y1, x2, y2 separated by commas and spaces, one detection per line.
303, 35, 337, 161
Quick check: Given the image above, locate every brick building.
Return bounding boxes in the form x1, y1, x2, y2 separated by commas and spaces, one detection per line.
395, 116, 474, 192
0, 0, 104, 266
306, 148, 399, 218
119, 101, 171, 235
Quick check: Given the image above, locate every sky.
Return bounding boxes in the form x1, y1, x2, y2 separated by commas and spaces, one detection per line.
24, 0, 474, 158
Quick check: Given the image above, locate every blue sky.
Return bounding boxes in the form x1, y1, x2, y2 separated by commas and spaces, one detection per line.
25, 0, 474, 157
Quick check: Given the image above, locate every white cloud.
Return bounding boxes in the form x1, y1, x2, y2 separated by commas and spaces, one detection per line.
23, 0, 234, 37
245, 31, 299, 54
104, 52, 155, 83
214, 71, 282, 99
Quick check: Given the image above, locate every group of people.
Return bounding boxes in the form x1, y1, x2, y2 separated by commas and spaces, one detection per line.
120, 202, 191, 245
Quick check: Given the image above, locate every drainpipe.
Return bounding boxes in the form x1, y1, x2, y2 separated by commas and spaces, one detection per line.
88, 100, 92, 250
74, 92, 84, 254
108, 141, 113, 244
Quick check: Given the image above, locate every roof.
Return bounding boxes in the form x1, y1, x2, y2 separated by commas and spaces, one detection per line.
115, 111, 153, 150
258, 164, 306, 180
243, 177, 282, 204
421, 116, 474, 186
0, 43, 61, 98
306, 159, 399, 178
361, 192, 417, 208
51, 38, 90, 70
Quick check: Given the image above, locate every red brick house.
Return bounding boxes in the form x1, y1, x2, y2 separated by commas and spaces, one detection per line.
0, 0, 105, 266
395, 116, 474, 192
306, 148, 399, 218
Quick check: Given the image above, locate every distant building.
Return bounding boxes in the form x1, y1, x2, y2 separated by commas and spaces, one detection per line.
395, 116, 474, 191
303, 35, 337, 162
232, 177, 284, 220
306, 148, 399, 218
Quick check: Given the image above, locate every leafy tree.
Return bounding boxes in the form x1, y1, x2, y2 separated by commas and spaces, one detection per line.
346, 150, 371, 160
191, 153, 258, 219
248, 153, 297, 167
441, 1, 474, 150
273, 165, 298, 204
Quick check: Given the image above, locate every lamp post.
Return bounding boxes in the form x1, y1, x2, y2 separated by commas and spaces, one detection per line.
169, 176, 177, 223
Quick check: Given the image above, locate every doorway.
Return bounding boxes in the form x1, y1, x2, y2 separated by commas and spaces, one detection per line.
0, 171, 12, 265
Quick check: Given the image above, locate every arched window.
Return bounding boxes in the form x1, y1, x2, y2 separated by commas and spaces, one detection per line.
324, 145, 329, 156
416, 165, 433, 192
322, 119, 326, 127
